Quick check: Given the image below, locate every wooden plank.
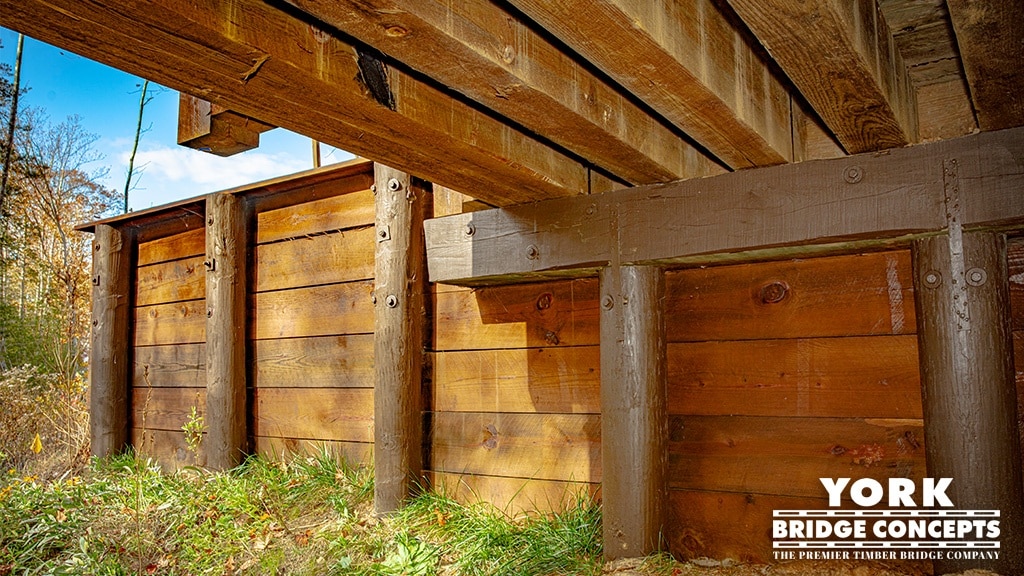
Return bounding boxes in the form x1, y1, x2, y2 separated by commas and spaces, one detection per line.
726, 0, 917, 153
432, 347, 600, 414
0, 0, 591, 205
253, 280, 374, 340
425, 127, 1024, 285
254, 388, 374, 443
946, 0, 1024, 131
131, 428, 204, 470
135, 256, 205, 306
1010, 237, 1024, 331
429, 412, 601, 483
204, 192, 250, 469
90, 224, 134, 457
285, 0, 721, 184
917, 78, 978, 141
433, 279, 599, 351
255, 335, 373, 389
427, 471, 599, 517
133, 343, 206, 388
137, 228, 206, 266
667, 415, 926, 498
177, 93, 273, 157
506, 0, 793, 169
255, 226, 374, 292
599, 265, 665, 558
373, 166, 429, 512
255, 436, 372, 467
131, 387, 206, 431
664, 251, 915, 341
134, 300, 207, 347
256, 189, 375, 244
668, 336, 922, 419
913, 231, 1024, 573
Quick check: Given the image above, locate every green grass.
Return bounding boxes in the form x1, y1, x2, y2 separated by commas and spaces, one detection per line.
0, 452, 608, 576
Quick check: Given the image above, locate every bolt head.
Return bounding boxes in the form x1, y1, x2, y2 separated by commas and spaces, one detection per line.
387, 178, 401, 191
923, 271, 942, 288
526, 245, 539, 260
601, 295, 614, 310
464, 223, 476, 237
385, 294, 399, 308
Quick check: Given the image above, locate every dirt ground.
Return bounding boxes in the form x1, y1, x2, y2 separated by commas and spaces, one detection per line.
603, 558, 1004, 576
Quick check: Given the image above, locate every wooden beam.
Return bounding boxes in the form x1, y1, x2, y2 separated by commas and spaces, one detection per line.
373, 165, 429, 513
506, 0, 793, 169
0, 0, 590, 205
178, 94, 274, 157
283, 0, 723, 184
90, 224, 134, 457
204, 192, 250, 470
725, 0, 917, 154
913, 231, 1024, 573
425, 126, 1024, 285
946, 0, 1024, 131
599, 265, 666, 558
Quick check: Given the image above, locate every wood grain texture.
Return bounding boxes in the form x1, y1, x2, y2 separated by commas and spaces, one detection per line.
131, 387, 205, 431
668, 415, 926, 498
0, 0, 590, 205
946, 0, 1024, 130
1009, 237, 1024, 331
135, 256, 205, 306
177, 93, 272, 156
428, 412, 601, 483
431, 347, 599, 414
256, 189, 375, 244
427, 126, 1024, 285
726, 0, 917, 153
428, 471, 599, 517
134, 300, 207, 347
255, 436, 372, 467
131, 427, 204, 470
913, 232, 1024, 573
664, 251, 915, 341
506, 0, 793, 169
668, 336, 922, 418
254, 335, 373, 389
433, 279, 599, 350
133, 344, 206, 388
253, 281, 374, 340
284, 0, 721, 184
255, 226, 374, 292
90, 224, 134, 457
254, 388, 374, 443
137, 228, 206, 267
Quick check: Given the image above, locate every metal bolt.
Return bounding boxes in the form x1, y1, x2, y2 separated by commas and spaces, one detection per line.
204, 259, 215, 272
370, 184, 377, 194
601, 295, 615, 310
387, 178, 401, 191
385, 294, 398, 308
91, 275, 100, 286
966, 267, 987, 287
464, 223, 476, 237
208, 216, 215, 226
94, 243, 101, 252
585, 203, 596, 216
371, 294, 377, 305
379, 229, 388, 238
207, 308, 214, 318
526, 245, 539, 260
843, 165, 863, 184
92, 319, 98, 327
923, 271, 942, 289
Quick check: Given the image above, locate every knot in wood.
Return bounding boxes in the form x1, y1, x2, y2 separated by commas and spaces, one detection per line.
759, 281, 789, 304
384, 24, 408, 38
830, 444, 847, 456
535, 293, 553, 310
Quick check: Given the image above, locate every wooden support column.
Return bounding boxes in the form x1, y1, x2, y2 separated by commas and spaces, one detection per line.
599, 265, 666, 558
204, 193, 249, 470
90, 224, 134, 458
913, 230, 1024, 574
374, 164, 429, 514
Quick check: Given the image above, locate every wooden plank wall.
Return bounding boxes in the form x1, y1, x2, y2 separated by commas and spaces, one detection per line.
1008, 237, 1024, 464
663, 250, 925, 562
131, 226, 208, 468
251, 182, 376, 465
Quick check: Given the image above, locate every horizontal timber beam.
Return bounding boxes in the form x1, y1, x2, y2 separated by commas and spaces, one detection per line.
283, 0, 723, 184
178, 94, 275, 157
0, 0, 592, 205
425, 126, 1024, 285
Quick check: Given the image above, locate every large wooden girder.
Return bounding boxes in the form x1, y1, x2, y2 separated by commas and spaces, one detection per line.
425, 126, 1024, 285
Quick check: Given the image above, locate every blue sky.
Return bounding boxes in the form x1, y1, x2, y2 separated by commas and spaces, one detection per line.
0, 28, 354, 213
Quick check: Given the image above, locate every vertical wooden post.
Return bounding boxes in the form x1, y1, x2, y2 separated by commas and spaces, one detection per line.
374, 164, 429, 514
599, 265, 667, 558
205, 193, 249, 470
90, 224, 134, 457
913, 230, 1024, 573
